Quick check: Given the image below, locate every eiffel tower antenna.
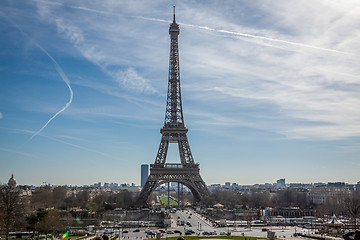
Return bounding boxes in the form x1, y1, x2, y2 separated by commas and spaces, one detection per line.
137, 7, 210, 206
173, 6, 176, 23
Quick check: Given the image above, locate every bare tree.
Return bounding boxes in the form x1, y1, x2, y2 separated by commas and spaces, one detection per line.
0, 185, 23, 240
345, 191, 360, 230
270, 188, 310, 208
31, 186, 52, 209
76, 190, 90, 209
52, 186, 67, 208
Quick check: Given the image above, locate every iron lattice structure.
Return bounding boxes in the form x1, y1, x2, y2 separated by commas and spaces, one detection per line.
137, 7, 210, 206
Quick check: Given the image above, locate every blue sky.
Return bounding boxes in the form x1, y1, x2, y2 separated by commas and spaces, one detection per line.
1, 0, 360, 186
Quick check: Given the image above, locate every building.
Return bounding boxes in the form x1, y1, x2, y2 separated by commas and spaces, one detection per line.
141, 164, 149, 188
276, 179, 286, 188
309, 183, 352, 204
356, 181, 360, 191
91, 182, 101, 188
8, 173, 16, 188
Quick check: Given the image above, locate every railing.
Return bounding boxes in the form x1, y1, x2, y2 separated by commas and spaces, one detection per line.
150, 163, 199, 169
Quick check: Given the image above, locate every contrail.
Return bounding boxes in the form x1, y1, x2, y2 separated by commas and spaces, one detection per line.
0, 147, 40, 159
136, 16, 353, 56
184, 23, 354, 56
32, 1, 354, 56
1, 14, 74, 144
40, 133, 114, 158
0, 127, 115, 158
26, 48, 73, 143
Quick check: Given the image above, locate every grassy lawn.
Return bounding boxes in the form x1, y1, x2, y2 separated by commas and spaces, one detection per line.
1, 238, 85, 240
1, 235, 87, 240
152, 236, 266, 240
158, 196, 178, 206
55, 236, 87, 240
65, 236, 87, 240
51, 237, 86, 240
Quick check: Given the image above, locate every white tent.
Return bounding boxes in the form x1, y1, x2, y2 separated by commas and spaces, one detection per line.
213, 203, 224, 208
326, 214, 343, 226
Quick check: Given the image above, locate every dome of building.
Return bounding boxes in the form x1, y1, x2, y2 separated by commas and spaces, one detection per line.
8, 173, 16, 188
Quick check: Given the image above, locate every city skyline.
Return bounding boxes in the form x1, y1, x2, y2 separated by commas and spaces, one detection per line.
1, 1, 360, 186
4, 171, 358, 188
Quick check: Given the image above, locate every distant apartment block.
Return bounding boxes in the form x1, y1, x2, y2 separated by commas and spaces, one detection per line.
141, 164, 149, 187
276, 178, 286, 188
308, 182, 353, 204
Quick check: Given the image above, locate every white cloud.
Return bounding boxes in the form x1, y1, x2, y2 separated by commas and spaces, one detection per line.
35, 1, 161, 95
31, 0, 360, 140
0, 112, 3, 119
176, 2, 360, 140
112, 68, 157, 94
55, 18, 84, 46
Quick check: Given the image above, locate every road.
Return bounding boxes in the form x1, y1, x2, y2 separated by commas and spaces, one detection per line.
170, 208, 216, 233
97, 208, 310, 239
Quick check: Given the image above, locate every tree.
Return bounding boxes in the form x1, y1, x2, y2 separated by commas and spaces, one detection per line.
0, 185, 23, 240
345, 191, 360, 230
31, 186, 52, 209
26, 209, 63, 239
249, 191, 265, 208
52, 186, 67, 208
270, 188, 310, 208
26, 208, 48, 233
86, 202, 99, 212
37, 210, 63, 239
75, 190, 89, 209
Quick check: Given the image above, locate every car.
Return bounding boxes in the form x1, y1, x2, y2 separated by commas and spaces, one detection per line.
188, 216, 191, 219
173, 230, 181, 234
220, 231, 230, 236
122, 231, 128, 234
186, 229, 195, 234
209, 231, 217, 235
262, 228, 269, 232
104, 229, 114, 234
166, 231, 174, 234
133, 229, 140, 232
158, 229, 165, 233
185, 232, 192, 235
178, 220, 185, 226
145, 230, 155, 236
202, 231, 210, 235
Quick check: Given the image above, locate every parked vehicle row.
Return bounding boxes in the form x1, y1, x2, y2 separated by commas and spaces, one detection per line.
202, 231, 217, 235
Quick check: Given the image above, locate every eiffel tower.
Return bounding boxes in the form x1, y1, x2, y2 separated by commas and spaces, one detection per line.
137, 7, 210, 206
